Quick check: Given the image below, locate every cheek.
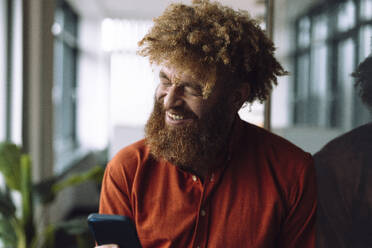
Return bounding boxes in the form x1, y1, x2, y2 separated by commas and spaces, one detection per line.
187, 101, 212, 119
155, 86, 164, 101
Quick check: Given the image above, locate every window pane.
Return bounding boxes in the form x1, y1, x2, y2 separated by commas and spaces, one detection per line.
298, 17, 311, 48
63, 3, 78, 37
53, 0, 78, 169
309, 14, 329, 126
353, 25, 372, 127
337, 0, 356, 32
53, 39, 64, 142
360, 0, 372, 20
294, 54, 310, 124
310, 44, 328, 126
312, 15, 328, 42
62, 43, 77, 140
359, 25, 372, 60
336, 38, 355, 130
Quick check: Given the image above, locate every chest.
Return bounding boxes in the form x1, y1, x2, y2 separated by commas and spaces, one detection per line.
131, 162, 288, 248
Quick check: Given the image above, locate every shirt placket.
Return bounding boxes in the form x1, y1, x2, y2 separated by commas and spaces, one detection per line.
192, 172, 218, 248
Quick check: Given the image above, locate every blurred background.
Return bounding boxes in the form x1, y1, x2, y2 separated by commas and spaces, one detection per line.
0, 0, 371, 246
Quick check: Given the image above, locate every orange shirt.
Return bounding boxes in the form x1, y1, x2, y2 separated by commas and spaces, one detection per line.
99, 118, 316, 248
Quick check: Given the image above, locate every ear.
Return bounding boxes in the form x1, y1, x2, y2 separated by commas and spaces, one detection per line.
231, 83, 250, 110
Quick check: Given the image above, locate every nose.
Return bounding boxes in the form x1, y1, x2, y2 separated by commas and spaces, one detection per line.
163, 85, 183, 110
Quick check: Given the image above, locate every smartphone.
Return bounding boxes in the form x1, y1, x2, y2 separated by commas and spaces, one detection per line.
87, 213, 142, 248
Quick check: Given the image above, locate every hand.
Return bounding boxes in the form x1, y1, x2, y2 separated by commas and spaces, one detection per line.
95, 245, 118, 248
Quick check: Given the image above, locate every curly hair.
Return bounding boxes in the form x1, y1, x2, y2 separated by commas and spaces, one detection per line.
352, 56, 372, 110
138, 0, 287, 103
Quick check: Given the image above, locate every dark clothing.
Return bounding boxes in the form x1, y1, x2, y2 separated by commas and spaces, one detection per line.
315, 123, 372, 248
100, 118, 317, 248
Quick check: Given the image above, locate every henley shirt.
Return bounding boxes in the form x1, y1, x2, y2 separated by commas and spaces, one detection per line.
99, 118, 317, 248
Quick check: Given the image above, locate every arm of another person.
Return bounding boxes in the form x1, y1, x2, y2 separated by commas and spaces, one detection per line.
278, 155, 317, 248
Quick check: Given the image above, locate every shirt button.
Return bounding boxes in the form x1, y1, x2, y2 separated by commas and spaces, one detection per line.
200, 209, 206, 216
210, 173, 215, 182
192, 175, 197, 181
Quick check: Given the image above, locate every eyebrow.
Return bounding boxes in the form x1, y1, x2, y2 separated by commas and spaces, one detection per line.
182, 82, 202, 91
159, 71, 202, 92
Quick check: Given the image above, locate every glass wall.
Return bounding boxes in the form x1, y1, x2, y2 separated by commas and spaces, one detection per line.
53, 0, 79, 169
293, 0, 372, 131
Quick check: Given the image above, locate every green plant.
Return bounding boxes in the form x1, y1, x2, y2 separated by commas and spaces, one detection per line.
0, 142, 105, 248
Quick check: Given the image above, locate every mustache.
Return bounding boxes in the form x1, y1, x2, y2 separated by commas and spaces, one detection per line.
156, 99, 198, 120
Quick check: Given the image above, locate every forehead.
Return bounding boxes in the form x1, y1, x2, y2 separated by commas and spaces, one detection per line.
160, 66, 201, 85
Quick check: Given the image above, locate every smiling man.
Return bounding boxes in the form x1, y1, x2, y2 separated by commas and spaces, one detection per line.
98, 1, 317, 247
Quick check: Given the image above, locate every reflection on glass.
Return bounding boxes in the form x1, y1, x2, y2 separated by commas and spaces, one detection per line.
337, 0, 355, 32
360, 0, 372, 20
298, 17, 310, 48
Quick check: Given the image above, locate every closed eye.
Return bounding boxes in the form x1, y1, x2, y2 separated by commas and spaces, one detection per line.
183, 83, 202, 96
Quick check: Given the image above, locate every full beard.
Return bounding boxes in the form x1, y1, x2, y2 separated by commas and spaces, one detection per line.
144, 98, 233, 170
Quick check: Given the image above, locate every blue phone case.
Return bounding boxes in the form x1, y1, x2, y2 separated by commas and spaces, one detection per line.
87, 213, 142, 248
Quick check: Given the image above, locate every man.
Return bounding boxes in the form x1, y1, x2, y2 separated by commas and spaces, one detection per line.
315, 56, 372, 248
98, 0, 317, 247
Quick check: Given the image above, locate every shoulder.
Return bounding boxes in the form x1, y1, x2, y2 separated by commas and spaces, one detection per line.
314, 123, 372, 174
238, 120, 312, 167
106, 139, 151, 179
315, 123, 372, 159
236, 120, 315, 206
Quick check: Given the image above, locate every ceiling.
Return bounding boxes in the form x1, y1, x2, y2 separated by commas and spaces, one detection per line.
67, 0, 265, 20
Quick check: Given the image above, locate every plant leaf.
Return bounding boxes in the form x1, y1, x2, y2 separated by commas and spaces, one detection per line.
0, 142, 22, 191
39, 225, 56, 248
33, 166, 104, 206
0, 215, 17, 246
52, 166, 104, 193
0, 187, 16, 218
33, 177, 60, 205
54, 218, 89, 236
20, 155, 35, 244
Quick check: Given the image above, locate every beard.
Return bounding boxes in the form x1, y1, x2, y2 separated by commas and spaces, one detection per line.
144, 97, 233, 170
